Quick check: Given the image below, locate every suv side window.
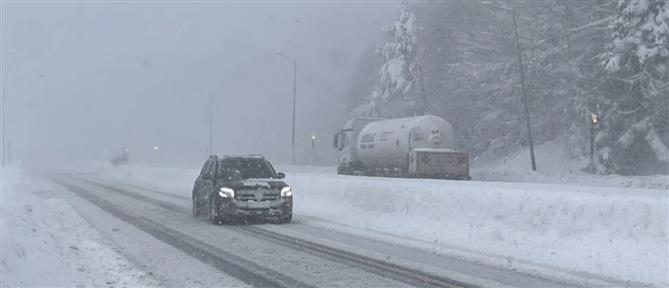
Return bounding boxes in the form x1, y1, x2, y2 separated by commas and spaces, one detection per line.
206, 160, 217, 178
200, 161, 210, 177
264, 160, 277, 177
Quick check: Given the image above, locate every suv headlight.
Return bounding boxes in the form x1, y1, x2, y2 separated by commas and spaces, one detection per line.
281, 186, 293, 198
218, 187, 235, 198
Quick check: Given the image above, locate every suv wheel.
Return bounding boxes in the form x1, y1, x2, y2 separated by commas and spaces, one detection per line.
278, 214, 292, 224
208, 197, 222, 225
192, 193, 201, 217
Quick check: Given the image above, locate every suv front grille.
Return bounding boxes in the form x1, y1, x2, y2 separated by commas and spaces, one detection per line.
236, 189, 280, 201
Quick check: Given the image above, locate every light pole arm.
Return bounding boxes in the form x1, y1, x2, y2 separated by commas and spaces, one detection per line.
276, 52, 295, 63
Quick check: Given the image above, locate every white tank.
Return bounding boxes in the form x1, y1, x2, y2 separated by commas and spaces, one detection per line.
355, 115, 456, 169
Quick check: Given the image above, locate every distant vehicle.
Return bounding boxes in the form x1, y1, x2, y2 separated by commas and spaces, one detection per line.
192, 154, 293, 224
333, 115, 470, 180
110, 151, 129, 166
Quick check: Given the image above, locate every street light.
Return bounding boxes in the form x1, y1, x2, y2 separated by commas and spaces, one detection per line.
153, 145, 162, 163
276, 52, 297, 165
590, 113, 600, 171
591, 113, 599, 125
311, 134, 316, 165
483, 1, 537, 171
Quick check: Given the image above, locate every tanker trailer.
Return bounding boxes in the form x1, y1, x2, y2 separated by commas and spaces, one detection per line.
332, 115, 470, 180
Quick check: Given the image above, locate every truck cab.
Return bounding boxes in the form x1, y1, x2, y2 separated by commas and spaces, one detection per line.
332, 118, 379, 174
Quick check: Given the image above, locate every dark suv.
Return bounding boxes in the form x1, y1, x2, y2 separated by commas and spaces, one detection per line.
192, 155, 293, 224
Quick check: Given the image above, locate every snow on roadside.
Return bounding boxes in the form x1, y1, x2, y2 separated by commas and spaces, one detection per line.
0, 166, 159, 287
288, 173, 668, 286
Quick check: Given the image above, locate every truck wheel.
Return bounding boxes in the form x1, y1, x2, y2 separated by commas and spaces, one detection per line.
208, 197, 222, 225
337, 165, 350, 175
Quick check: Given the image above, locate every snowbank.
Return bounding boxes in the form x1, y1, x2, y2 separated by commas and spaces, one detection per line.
289, 173, 667, 285
0, 166, 157, 287
89, 163, 668, 286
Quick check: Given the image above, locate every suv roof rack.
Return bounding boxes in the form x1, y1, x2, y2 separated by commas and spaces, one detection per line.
220, 154, 265, 159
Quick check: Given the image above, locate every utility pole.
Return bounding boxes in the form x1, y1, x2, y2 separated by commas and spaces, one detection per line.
512, 11, 537, 172
277, 52, 297, 165
292, 59, 297, 165
7, 141, 11, 165
208, 92, 213, 155
1, 90, 5, 166
483, 2, 537, 171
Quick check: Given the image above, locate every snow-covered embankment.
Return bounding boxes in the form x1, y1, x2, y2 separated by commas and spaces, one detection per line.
289, 173, 667, 286
0, 166, 157, 286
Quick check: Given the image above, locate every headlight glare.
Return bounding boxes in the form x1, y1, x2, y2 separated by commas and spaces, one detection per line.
281, 186, 293, 198
218, 187, 235, 198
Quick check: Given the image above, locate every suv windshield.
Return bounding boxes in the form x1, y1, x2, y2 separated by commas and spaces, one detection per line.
217, 159, 276, 180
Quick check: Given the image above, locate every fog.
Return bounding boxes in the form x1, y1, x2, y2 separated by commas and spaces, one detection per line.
2, 2, 396, 166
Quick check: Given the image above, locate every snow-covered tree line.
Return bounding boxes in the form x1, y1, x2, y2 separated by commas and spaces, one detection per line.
350, 0, 668, 175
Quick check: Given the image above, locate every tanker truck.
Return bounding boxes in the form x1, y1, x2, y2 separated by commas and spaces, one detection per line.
332, 115, 470, 180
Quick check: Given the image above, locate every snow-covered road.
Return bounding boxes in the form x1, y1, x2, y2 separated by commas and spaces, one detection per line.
3, 164, 666, 287
46, 174, 593, 288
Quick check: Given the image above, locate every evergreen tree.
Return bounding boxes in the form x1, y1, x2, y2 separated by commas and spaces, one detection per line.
599, 0, 669, 174
356, 2, 427, 118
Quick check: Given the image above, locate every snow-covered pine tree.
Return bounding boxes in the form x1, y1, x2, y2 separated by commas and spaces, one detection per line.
600, 0, 669, 174
363, 1, 427, 118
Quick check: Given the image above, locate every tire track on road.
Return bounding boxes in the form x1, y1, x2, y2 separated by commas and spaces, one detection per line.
237, 226, 475, 288
71, 176, 627, 288
67, 175, 476, 288
51, 177, 315, 288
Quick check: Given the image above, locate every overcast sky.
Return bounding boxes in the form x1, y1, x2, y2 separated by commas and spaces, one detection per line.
2, 2, 396, 166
